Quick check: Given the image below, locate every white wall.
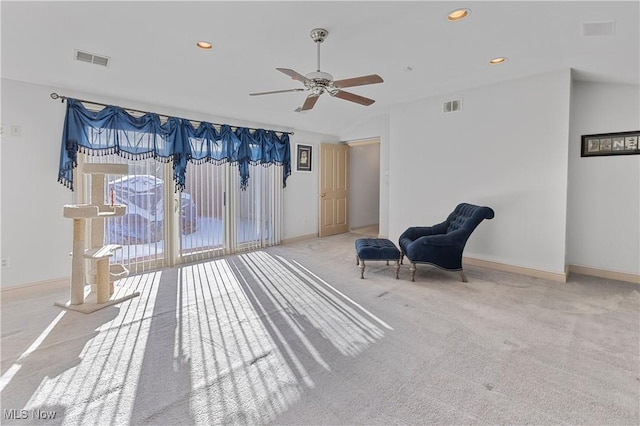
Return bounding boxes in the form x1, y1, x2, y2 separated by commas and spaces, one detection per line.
0, 78, 336, 288
388, 69, 572, 275
567, 81, 640, 275
1, 79, 74, 288
348, 142, 380, 229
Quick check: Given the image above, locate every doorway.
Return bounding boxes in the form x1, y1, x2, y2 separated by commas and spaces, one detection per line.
347, 138, 380, 237
317, 139, 380, 238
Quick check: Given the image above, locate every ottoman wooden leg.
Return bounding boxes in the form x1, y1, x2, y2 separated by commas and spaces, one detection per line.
356, 255, 359, 265
394, 261, 400, 279
460, 271, 468, 282
360, 260, 366, 279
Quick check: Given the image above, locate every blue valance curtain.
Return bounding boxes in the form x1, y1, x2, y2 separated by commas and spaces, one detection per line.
58, 98, 291, 191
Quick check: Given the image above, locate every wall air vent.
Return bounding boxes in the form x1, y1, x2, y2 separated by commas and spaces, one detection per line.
74, 49, 110, 67
443, 99, 462, 113
582, 21, 615, 36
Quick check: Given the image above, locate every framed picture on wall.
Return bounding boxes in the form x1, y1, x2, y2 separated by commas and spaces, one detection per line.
581, 131, 640, 157
296, 144, 312, 172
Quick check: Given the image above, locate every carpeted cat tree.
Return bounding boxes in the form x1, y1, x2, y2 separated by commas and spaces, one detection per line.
56, 163, 139, 313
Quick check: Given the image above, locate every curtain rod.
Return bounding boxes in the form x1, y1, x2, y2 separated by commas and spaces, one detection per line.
49, 92, 294, 136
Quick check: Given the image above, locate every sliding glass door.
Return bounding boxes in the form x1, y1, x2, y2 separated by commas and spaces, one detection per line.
81, 154, 283, 272
180, 162, 283, 261
232, 164, 283, 252
179, 162, 227, 263
80, 154, 169, 274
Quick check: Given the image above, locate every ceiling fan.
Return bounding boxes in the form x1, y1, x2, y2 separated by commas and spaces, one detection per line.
250, 28, 384, 112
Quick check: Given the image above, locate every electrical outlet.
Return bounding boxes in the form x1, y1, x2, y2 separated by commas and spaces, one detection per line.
1, 258, 10, 269
11, 125, 21, 137
0, 124, 4, 135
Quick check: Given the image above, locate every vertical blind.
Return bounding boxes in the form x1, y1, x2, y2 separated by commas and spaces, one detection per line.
86, 154, 167, 274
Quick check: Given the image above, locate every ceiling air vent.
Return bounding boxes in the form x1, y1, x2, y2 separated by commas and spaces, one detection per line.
74, 49, 110, 67
582, 21, 615, 36
443, 99, 462, 113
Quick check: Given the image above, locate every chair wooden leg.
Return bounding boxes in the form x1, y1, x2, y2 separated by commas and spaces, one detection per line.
400, 252, 404, 265
410, 263, 416, 282
356, 255, 359, 265
460, 271, 468, 282
394, 261, 400, 279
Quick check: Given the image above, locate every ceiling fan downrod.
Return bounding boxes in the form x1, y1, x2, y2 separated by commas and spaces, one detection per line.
310, 28, 328, 72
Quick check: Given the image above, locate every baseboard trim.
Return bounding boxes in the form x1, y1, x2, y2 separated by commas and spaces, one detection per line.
568, 265, 640, 284
282, 233, 318, 245
463, 257, 567, 283
350, 224, 379, 231
1, 276, 69, 301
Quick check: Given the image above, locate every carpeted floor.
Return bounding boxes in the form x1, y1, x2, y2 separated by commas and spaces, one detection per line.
1, 232, 638, 425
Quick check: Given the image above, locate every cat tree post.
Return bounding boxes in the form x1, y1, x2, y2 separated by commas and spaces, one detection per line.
70, 218, 86, 305
96, 258, 110, 303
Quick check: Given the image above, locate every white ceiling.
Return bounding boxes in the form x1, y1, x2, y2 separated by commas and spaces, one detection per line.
2, 1, 638, 137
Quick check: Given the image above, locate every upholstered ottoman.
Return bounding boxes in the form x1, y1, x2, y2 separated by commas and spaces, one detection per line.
355, 238, 401, 279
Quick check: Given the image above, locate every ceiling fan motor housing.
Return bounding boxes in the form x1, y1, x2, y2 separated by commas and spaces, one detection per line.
304, 71, 335, 94
305, 71, 334, 82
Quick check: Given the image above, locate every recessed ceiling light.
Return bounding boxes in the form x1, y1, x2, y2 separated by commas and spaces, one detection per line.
448, 8, 470, 21
196, 41, 212, 50
489, 57, 508, 65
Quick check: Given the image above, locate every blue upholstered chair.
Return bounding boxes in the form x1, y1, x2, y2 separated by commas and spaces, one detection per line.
399, 203, 495, 282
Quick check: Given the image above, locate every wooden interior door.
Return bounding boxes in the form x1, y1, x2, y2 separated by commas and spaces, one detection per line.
319, 143, 349, 237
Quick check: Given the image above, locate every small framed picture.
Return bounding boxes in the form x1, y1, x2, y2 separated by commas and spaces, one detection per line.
296, 144, 312, 172
581, 131, 640, 157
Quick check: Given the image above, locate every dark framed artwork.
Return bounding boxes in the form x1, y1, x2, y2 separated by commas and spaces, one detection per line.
581, 131, 640, 157
296, 144, 312, 172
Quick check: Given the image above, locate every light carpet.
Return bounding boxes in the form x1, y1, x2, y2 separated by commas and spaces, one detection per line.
1, 232, 638, 425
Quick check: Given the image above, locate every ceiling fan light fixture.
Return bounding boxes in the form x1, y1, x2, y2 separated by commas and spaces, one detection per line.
448, 8, 470, 21
489, 57, 508, 64
196, 41, 212, 50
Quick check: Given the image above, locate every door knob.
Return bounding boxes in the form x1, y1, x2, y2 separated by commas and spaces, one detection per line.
321, 193, 326, 197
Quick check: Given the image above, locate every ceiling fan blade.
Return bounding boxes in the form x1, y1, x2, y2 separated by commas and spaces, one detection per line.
249, 88, 305, 96
276, 68, 311, 84
295, 94, 320, 112
332, 90, 375, 106
333, 74, 384, 89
